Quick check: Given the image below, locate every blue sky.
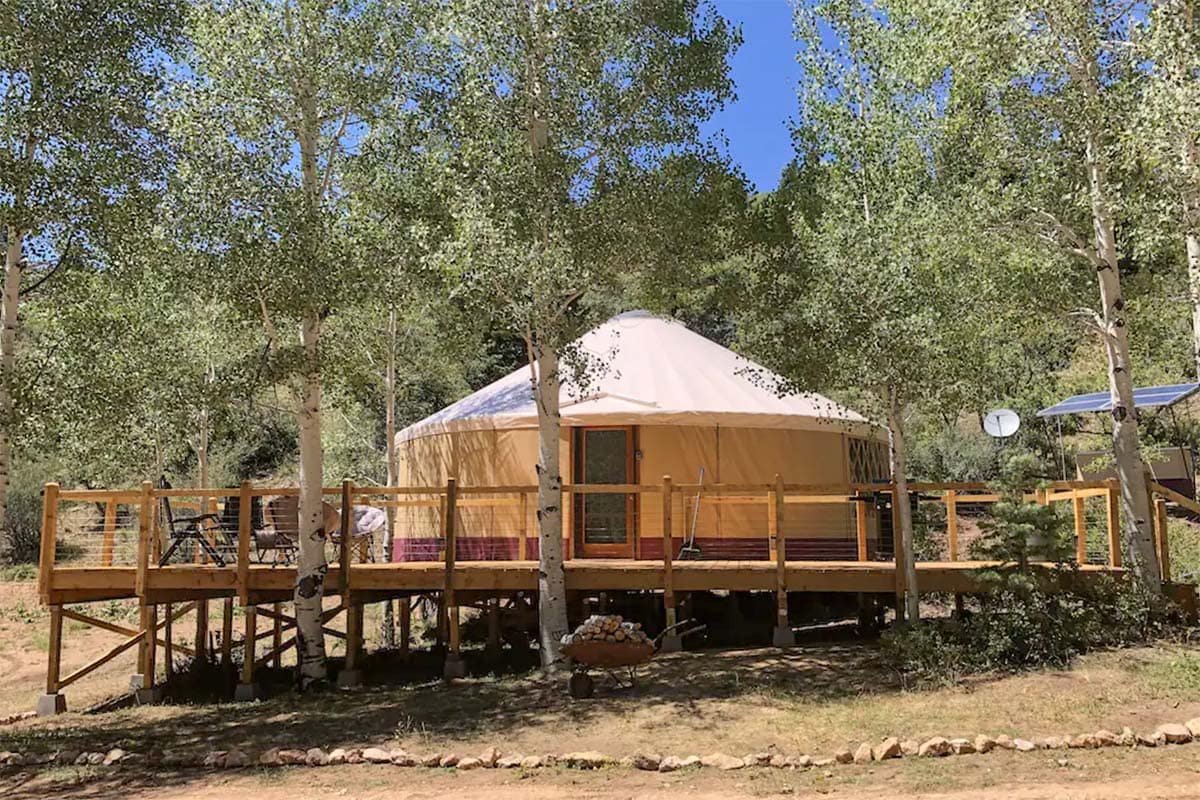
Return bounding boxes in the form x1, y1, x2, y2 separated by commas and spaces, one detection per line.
704, 0, 800, 193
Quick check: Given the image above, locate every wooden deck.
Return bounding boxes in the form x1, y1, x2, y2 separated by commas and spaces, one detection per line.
44, 558, 1129, 606
31, 477, 1194, 715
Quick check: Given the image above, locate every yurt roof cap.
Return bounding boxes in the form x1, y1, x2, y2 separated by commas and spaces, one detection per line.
396, 310, 878, 443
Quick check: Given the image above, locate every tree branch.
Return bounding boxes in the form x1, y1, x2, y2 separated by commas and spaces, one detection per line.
19, 231, 75, 297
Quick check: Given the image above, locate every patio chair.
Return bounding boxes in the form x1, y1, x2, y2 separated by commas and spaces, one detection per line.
263, 496, 341, 564
219, 494, 298, 567
157, 477, 231, 566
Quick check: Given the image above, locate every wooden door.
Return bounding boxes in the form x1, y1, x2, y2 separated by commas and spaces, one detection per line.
574, 426, 636, 558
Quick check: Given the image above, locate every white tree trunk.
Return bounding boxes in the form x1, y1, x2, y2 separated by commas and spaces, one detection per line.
379, 310, 397, 648
295, 311, 329, 687
1183, 138, 1200, 380
0, 228, 21, 560
1086, 129, 1161, 593
886, 389, 919, 622
532, 340, 568, 669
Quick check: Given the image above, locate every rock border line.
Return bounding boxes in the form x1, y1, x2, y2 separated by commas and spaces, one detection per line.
3, 720, 1199, 771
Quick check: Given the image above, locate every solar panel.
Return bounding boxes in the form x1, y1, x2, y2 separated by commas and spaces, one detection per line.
1037, 383, 1200, 417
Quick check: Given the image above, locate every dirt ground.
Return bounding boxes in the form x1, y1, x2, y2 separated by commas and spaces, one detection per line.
5, 578, 1200, 798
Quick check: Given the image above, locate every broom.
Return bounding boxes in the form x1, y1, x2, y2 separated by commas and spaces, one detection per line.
677, 467, 704, 560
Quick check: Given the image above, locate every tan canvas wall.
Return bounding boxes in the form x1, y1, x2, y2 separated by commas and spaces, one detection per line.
396, 423, 872, 555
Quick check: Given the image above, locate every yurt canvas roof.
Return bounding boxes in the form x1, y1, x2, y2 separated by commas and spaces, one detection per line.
397, 311, 878, 443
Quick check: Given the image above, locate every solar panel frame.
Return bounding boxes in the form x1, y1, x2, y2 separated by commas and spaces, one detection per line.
1037, 383, 1200, 417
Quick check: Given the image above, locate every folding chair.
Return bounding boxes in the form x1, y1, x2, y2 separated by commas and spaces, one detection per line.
157, 477, 230, 566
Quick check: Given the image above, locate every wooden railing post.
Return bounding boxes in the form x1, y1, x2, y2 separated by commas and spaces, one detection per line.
945, 489, 959, 562
1073, 489, 1087, 564
1106, 479, 1122, 568
136, 481, 153, 598
38, 483, 60, 604
340, 478, 353, 597
772, 474, 794, 646
100, 499, 117, 567
519, 491, 529, 560
855, 495, 868, 561
1155, 497, 1171, 582
237, 481, 251, 606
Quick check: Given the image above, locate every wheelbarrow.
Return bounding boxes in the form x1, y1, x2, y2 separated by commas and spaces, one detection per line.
562, 620, 704, 699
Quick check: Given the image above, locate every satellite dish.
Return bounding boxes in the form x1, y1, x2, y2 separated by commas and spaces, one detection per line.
983, 408, 1021, 438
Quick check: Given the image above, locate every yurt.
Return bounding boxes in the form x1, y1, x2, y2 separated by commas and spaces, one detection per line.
393, 311, 890, 562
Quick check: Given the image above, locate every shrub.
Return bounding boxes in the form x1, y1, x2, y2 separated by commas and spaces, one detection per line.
882, 569, 1170, 685
4, 470, 46, 564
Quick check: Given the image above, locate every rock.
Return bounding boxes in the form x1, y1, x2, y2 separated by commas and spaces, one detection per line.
993, 735, 1014, 750
793, 755, 814, 768
519, 755, 543, 769
1040, 736, 1067, 750
54, 750, 80, 766
420, 753, 443, 767
1093, 730, 1119, 747
363, 747, 392, 764
224, 750, 249, 768
562, 751, 612, 769
1136, 731, 1165, 747
102, 748, 126, 766
390, 750, 416, 767
279, 749, 307, 765
679, 756, 701, 768
657, 755, 683, 772
632, 753, 661, 771
769, 753, 790, 768
345, 749, 365, 764
1013, 739, 1036, 752
900, 740, 920, 756
1157, 724, 1193, 744
86, 752, 105, 765
1185, 718, 1200, 738
949, 739, 975, 755
258, 748, 283, 767
478, 746, 501, 768
1069, 734, 1099, 750
456, 757, 482, 770
496, 755, 523, 768
203, 752, 227, 769
873, 737, 902, 761
812, 757, 834, 767
744, 752, 771, 767
701, 753, 745, 770
438, 753, 460, 768
917, 738, 951, 758
974, 735, 995, 754
853, 743, 873, 764
328, 748, 347, 765
306, 748, 330, 767
833, 748, 854, 764
1118, 727, 1136, 747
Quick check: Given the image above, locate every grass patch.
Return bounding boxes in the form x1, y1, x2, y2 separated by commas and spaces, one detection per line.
0, 563, 37, 581
1169, 518, 1200, 583
1137, 648, 1200, 694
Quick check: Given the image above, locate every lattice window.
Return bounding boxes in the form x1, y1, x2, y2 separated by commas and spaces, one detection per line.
849, 437, 890, 484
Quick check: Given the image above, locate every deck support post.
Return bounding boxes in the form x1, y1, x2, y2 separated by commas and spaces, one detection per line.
398, 596, 411, 658
484, 597, 502, 660
660, 476, 682, 653
338, 602, 364, 688
194, 599, 209, 665
37, 604, 67, 716
235, 605, 258, 701
132, 602, 161, 703
220, 598, 234, 670
271, 602, 282, 669
771, 475, 795, 647
443, 603, 464, 679
164, 603, 174, 680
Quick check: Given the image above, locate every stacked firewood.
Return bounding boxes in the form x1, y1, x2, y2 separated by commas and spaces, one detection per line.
560, 614, 652, 646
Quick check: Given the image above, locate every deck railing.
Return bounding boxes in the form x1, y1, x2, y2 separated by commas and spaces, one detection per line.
39, 476, 1183, 607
